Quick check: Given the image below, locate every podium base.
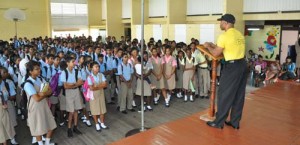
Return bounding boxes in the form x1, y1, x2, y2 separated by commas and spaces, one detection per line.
125, 127, 150, 137
199, 113, 215, 122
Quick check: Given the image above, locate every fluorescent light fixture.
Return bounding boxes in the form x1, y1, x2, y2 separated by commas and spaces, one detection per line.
247, 28, 260, 31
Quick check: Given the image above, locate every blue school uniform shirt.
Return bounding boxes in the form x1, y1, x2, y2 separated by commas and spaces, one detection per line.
47, 65, 60, 80
117, 62, 133, 81
104, 55, 115, 71
0, 80, 16, 101
87, 73, 106, 85
41, 64, 50, 79
98, 62, 106, 73
60, 68, 82, 83
114, 57, 122, 75
23, 76, 44, 100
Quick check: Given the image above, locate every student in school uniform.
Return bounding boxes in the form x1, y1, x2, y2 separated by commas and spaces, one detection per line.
60, 56, 84, 138
149, 47, 165, 105
0, 91, 17, 145
0, 67, 18, 128
87, 62, 108, 131
117, 53, 135, 114
0, 68, 19, 145
175, 50, 185, 98
162, 46, 177, 107
135, 52, 154, 111
182, 49, 197, 102
58, 60, 67, 127
113, 48, 123, 97
103, 46, 116, 104
196, 51, 210, 99
42, 54, 55, 81
23, 60, 56, 145
128, 48, 139, 107
81, 60, 92, 127
47, 55, 61, 115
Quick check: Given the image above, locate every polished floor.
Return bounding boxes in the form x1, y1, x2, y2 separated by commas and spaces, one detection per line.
109, 82, 300, 145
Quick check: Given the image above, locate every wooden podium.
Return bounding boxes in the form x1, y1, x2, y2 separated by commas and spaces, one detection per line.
197, 45, 224, 121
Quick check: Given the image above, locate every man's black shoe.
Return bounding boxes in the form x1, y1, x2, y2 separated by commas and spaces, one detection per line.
207, 121, 223, 129
225, 121, 239, 129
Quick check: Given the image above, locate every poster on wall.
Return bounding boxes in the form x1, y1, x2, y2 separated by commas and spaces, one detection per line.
245, 25, 281, 61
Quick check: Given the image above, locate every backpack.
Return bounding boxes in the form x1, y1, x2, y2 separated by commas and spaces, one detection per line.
82, 75, 95, 102
49, 72, 61, 96
3, 79, 14, 97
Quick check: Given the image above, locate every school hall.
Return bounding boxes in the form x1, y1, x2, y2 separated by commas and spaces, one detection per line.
0, 0, 300, 145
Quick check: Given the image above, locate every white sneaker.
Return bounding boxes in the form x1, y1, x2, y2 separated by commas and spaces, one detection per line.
83, 119, 87, 123
98, 118, 102, 124
146, 105, 153, 110
167, 94, 171, 102
21, 115, 25, 120
176, 93, 181, 98
100, 123, 108, 129
96, 124, 101, 131
184, 95, 188, 102
81, 116, 86, 120
154, 95, 160, 103
59, 122, 65, 127
42, 136, 46, 141
190, 95, 194, 102
17, 109, 21, 115
32, 137, 37, 144
132, 100, 136, 107
11, 138, 18, 145
296, 79, 300, 82
86, 120, 92, 127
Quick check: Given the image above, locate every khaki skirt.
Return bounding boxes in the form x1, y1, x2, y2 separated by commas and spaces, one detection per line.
135, 78, 152, 96
0, 104, 15, 143
27, 98, 57, 136
90, 89, 106, 115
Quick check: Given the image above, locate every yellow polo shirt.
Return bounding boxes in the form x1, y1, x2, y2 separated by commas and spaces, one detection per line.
217, 28, 245, 61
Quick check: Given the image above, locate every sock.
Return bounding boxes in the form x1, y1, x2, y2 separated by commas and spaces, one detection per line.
38, 141, 44, 145
45, 138, 51, 145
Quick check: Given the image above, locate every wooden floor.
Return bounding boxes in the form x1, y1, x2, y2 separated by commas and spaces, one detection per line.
13, 81, 257, 145
109, 82, 300, 145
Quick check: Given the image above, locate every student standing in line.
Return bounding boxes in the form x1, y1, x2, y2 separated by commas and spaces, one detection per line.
87, 62, 108, 131
60, 56, 84, 137
118, 53, 135, 114
24, 60, 56, 145
149, 47, 165, 105
182, 49, 197, 102
175, 50, 185, 99
162, 46, 177, 107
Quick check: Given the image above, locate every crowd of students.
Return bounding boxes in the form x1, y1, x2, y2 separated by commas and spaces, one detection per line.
0, 35, 213, 145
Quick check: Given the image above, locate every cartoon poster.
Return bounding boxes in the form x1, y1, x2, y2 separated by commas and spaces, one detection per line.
245, 25, 281, 61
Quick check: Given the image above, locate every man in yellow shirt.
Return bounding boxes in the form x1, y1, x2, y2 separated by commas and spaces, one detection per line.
204, 14, 247, 129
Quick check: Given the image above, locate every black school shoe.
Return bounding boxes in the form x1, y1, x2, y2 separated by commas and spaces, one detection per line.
73, 126, 82, 135
67, 128, 73, 138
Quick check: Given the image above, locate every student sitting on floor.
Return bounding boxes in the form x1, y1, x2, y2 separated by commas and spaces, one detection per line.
253, 55, 267, 87
279, 56, 296, 80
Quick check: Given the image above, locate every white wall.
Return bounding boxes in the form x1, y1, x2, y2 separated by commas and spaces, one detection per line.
244, 0, 300, 12
149, 0, 167, 17
187, 0, 223, 15
153, 24, 162, 41
175, 24, 187, 43
122, 0, 132, 18
200, 24, 215, 44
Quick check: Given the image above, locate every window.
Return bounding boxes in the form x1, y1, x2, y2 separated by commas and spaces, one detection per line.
50, 3, 88, 16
